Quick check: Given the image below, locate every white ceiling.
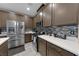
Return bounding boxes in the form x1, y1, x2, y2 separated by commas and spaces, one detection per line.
0, 3, 42, 17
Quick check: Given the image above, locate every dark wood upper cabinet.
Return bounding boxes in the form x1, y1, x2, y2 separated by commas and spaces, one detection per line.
33, 3, 78, 26
77, 4, 79, 24
33, 11, 43, 28
33, 14, 40, 28
24, 15, 33, 29
0, 11, 9, 27
53, 3, 78, 25
16, 14, 24, 21
43, 4, 51, 27
35, 13, 40, 22
8, 12, 17, 20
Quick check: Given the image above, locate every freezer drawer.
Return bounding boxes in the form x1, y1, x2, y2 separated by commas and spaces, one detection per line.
8, 40, 17, 48
8, 39, 24, 49
8, 36, 16, 41
8, 37, 24, 48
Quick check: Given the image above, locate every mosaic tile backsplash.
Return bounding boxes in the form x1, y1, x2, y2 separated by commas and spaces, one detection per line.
33, 24, 78, 38
52, 25, 78, 37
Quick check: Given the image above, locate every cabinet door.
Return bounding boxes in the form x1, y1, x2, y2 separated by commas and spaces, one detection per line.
47, 42, 75, 56
47, 42, 61, 56
35, 13, 40, 23
38, 38, 47, 56
33, 17, 37, 28
43, 4, 51, 27
53, 3, 78, 25
24, 15, 33, 29
25, 34, 32, 43
0, 41, 8, 56
77, 4, 79, 41
33, 13, 42, 28
0, 12, 2, 27
33, 16, 38, 28
59, 48, 75, 56
16, 14, 24, 21
0, 11, 9, 27
8, 12, 17, 20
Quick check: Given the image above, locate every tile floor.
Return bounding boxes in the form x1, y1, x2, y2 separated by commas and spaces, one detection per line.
8, 42, 41, 56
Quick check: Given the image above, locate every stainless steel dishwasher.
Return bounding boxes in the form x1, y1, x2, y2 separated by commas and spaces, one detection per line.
32, 34, 37, 51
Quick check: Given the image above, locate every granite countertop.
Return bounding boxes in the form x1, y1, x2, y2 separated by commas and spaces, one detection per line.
38, 34, 79, 56
0, 37, 9, 45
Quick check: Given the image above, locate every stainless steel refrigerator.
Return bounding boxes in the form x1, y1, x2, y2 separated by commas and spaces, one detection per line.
6, 20, 25, 48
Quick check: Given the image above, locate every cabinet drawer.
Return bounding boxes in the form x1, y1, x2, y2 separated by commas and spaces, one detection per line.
8, 40, 16, 48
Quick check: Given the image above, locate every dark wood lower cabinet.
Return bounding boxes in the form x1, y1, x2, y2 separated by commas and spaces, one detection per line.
38, 37, 47, 56
59, 48, 76, 56
0, 41, 8, 56
37, 37, 76, 56
25, 34, 32, 43
47, 42, 61, 56
47, 42, 75, 56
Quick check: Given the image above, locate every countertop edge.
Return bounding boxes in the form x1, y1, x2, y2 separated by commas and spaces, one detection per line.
0, 37, 9, 45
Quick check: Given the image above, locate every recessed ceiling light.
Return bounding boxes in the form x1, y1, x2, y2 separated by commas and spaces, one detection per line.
27, 7, 30, 11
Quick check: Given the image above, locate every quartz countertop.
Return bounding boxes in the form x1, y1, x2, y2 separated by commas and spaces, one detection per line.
0, 37, 9, 45
38, 35, 79, 56
0, 33, 7, 37
25, 31, 35, 34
